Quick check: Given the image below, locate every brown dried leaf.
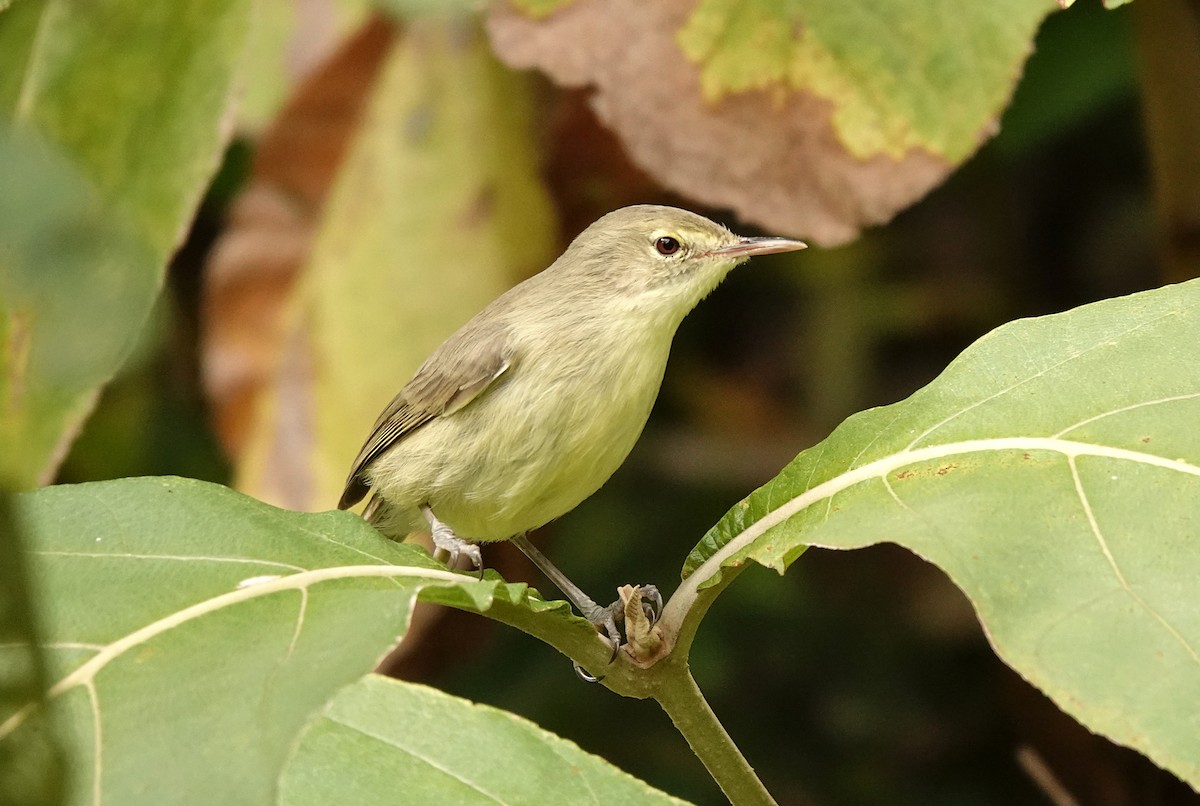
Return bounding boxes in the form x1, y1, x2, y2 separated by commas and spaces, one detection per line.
618, 584, 663, 662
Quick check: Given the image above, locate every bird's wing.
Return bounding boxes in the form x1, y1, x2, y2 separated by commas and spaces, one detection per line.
338, 324, 515, 510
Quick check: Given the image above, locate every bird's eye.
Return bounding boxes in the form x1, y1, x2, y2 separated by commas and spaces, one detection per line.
655, 236, 681, 256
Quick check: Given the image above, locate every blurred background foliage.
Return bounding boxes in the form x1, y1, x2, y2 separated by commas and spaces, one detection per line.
6, 0, 1199, 803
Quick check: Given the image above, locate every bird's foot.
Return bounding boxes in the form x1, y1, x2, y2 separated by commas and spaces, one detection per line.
431, 526, 483, 576
422, 505, 483, 577
571, 584, 664, 682
580, 602, 623, 663
506, 535, 664, 681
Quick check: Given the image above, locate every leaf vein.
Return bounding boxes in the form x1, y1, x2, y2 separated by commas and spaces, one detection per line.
322, 717, 508, 803
0, 566, 473, 741
1068, 456, 1200, 665
905, 313, 1182, 450
33, 550, 308, 573
1053, 392, 1200, 438
87, 681, 102, 806
667, 436, 1200, 632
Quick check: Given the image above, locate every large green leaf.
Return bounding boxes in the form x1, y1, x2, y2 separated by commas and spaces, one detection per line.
0, 132, 154, 490
683, 278, 1200, 789
279, 674, 687, 805
0, 478, 595, 805
0, 0, 251, 487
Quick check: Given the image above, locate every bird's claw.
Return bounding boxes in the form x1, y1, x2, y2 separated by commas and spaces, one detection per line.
580, 604, 622, 665
573, 661, 602, 683
637, 584, 663, 624
574, 584, 662, 680
430, 524, 482, 577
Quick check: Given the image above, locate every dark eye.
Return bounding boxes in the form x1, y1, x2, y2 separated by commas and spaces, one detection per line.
655, 236, 681, 256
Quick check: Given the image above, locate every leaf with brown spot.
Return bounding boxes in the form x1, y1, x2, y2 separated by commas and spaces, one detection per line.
488, 0, 1060, 245
687, 278, 1200, 787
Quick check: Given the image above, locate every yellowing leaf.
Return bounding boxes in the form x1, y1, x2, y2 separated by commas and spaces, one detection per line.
203, 16, 396, 458
237, 0, 371, 132
680, 0, 1054, 162
233, 19, 556, 511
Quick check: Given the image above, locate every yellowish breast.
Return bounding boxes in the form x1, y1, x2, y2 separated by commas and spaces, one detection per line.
367, 313, 676, 540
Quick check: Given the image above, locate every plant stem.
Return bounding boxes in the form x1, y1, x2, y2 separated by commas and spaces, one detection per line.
656, 562, 744, 660
481, 589, 781, 803
653, 663, 778, 806
475, 549, 782, 802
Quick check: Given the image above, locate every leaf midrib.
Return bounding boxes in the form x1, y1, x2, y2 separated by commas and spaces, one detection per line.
0, 565, 478, 741
675, 435, 1200, 616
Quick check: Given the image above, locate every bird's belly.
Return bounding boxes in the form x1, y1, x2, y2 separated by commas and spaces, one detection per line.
367, 343, 667, 540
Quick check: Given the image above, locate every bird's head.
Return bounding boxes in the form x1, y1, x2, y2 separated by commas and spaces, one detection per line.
557, 205, 806, 318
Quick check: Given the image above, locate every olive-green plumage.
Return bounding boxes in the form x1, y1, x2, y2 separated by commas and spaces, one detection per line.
339, 205, 804, 545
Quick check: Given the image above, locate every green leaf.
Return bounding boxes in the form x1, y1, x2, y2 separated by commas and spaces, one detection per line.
3, 0, 250, 255
0, 492, 65, 806
0, 477, 592, 805
0, 131, 155, 489
684, 278, 1200, 789
279, 674, 689, 805
0, 0, 251, 487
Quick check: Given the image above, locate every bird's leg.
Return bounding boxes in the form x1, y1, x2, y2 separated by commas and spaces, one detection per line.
511, 533, 620, 663
420, 504, 482, 576
510, 533, 661, 665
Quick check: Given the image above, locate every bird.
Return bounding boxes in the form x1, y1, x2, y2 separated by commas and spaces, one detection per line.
339, 204, 805, 653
